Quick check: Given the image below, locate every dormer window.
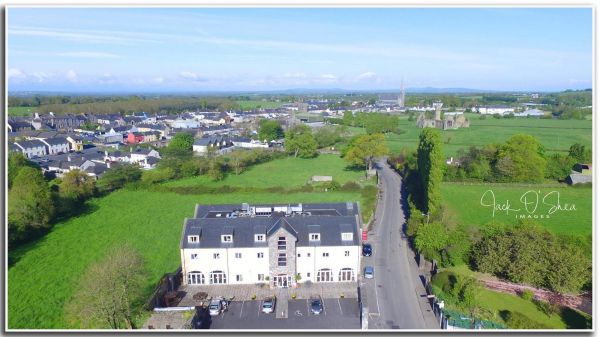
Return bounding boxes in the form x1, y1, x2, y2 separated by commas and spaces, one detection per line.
309, 233, 320, 241
188, 235, 199, 243
341, 232, 353, 241
221, 235, 233, 243
255, 234, 265, 242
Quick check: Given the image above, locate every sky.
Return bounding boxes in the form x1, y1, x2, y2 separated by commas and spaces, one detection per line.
7, 7, 593, 93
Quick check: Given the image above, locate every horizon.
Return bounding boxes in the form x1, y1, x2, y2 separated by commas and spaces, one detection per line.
7, 7, 593, 92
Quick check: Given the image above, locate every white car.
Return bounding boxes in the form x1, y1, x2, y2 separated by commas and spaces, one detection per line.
208, 298, 222, 316
364, 266, 374, 279
261, 297, 276, 314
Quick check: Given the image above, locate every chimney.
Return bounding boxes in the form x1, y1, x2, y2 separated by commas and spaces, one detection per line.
67, 155, 71, 162
49, 112, 55, 116
34, 112, 40, 119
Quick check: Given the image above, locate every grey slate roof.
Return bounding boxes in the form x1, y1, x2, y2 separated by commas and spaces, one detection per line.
15, 139, 46, 149
43, 137, 69, 145
182, 202, 360, 249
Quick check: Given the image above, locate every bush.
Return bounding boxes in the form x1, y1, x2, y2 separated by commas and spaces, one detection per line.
519, 289, 534, 301
339, 181, 361, 192
320, 180, 341, 191
534, 299, 559, 317
501, 311, 550, 329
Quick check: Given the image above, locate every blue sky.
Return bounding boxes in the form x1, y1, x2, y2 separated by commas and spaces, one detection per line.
7, 7, 593, 92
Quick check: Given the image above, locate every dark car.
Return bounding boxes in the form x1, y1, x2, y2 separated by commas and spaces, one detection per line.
362, 243, 373, 256
310, 298, 323, 315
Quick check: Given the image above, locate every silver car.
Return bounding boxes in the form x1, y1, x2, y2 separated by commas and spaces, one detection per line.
364, 266, 374, 279
208, 298, 222, 316
261, 297, 276, 314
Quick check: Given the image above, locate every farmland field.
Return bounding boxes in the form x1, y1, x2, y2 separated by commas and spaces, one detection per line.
441, 183, 592, 237
164, 154, 371, 188
385, 113, 592, 156
7, 106, 37, 116
235, 100, 282, 109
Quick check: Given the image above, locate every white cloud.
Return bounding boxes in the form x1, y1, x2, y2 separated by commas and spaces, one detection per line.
7, 68, 25, 79
66, 70, 78, 82
151, 77, 165, 84
320, 74, 337, 80
282, 72, 306, 79
355, 72, 377, 81
179, 71, 206, 82
32, 72, 51, 82
57, 51, 120, 58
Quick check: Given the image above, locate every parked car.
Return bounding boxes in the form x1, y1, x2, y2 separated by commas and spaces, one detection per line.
362, 243, 373, 256
208, 298, 222, 316
262, 297, 276, 314
364, 266, 374, 279
310, 297, 323, 315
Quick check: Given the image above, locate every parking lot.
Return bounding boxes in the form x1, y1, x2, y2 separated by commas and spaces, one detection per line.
206, 298, 360, 329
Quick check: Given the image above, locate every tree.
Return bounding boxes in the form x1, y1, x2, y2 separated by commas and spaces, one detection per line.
495, 134, 546, 183
227, 150, 247, 175
207, 158, 225, 181
313, 125, 342, 149
8, 152, 38, 188
344, 133, 389, 172
414, 222, 448, 260
65, 245, 147, 329
60, 169, 96, 201
545, 153, 576, 180
96, 164, 142, 192
417, 129, 444, 215
458, 277, 482, 327
285, 124, 318, 158
258, 119, 284, 142
162, 132, 194, 157
8, 167, 54, 243
568, 143, 592, 163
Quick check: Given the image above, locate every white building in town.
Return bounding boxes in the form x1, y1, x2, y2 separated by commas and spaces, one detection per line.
180, 202, 362, 288
476, 105, 515, 115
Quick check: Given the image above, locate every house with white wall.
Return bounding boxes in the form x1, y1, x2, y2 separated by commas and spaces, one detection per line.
180, 202, 361, 288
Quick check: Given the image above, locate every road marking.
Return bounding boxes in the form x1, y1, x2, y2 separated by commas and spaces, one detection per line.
373, 280, 382, 315
306, 299, 310, 316
337, 298, 342, 314
239, 300, 244, 318
322, 298, 326, 316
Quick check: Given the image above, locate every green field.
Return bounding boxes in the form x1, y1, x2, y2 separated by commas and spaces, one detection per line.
386, 113, 592, 156
235, 100, 282, 110
8, 154, 371, 329
441, 183, 592, 236
7, 106, 37, 116
165, 154, 370, 188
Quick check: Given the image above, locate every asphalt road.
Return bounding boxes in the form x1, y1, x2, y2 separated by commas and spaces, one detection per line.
362, 159, 439, 330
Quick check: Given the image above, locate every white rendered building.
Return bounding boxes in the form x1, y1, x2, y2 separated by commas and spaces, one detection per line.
180, 202, 362, 288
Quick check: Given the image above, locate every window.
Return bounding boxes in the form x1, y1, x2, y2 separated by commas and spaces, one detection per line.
213, 253, 220, 259
255, 234, 265, 242
188, 235, 199, 243
297, 253, 301, 257
191, 253, 198, 260
322, 252, 329, 257
236, 274, 243, 282
278, 236, 286, 250
307, 272, 311, 277
345, 250, 350, 257
209, 271, 227, 284
222, 235, 233, 243
341, 232, 353, 241
339, 268, 355, 282
258, 274, 265, 281
235, 252, 242, 259
257, 252, 264, 258
187, 272, 205, 285
309, 233, 320, 241
278, 253, 287, 267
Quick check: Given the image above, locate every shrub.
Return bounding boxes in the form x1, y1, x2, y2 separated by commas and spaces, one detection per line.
339, 181, 361, 192
501, 311, 550, 329
321, 180, 341, 191
519, 289, 534, 301
534, 299, 559, 317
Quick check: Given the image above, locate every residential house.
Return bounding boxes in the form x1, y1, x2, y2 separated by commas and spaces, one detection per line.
66, 135, 84, 152
7, 120, 33, 132
127, 132, 145, 144
231, 137, 269, 149
180, 202, 361, 287
567, 163, 592, 185
193, 135, 233, 155
13, 139, 48, 158
39, 137, 71, 155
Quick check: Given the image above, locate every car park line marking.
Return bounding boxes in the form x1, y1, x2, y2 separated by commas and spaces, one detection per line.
337, 299, 342, 314
322, 299, 326, 316
239, 301, 244, 318
373, 281, 381, 315
306, 299, 310, 316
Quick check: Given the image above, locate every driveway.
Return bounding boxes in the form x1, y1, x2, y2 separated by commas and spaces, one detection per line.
207, 298, 360, 329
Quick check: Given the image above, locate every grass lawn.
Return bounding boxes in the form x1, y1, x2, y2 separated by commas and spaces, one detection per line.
235, 100, 282, 110
441, 183, 592, 237
7, 189, 364, 329
8, 106, 37, 117
434, 267, 592, 329
386, 114, 591, 156
164, 154, 371, 188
